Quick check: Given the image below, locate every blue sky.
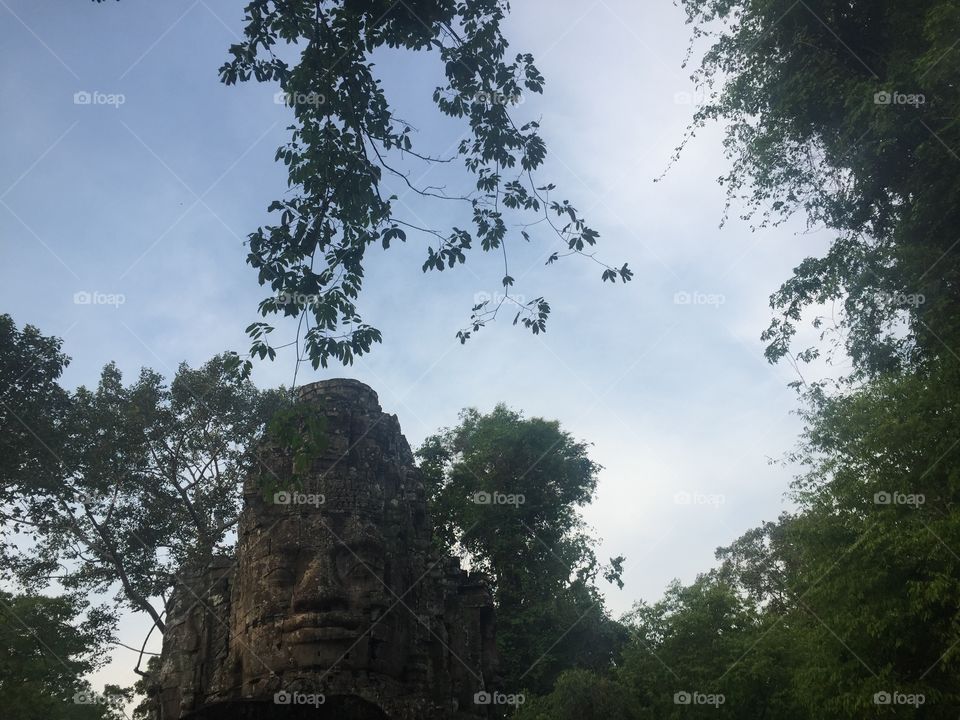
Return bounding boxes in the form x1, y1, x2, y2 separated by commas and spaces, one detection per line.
1, 0, 832, 698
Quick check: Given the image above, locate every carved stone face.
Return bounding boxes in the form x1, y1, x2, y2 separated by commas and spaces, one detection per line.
231, 393, 427, 687
155, 381, 497, 720
239, 510, 414, 678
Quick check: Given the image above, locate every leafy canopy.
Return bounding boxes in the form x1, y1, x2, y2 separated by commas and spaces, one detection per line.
418, 404, 626, 694
0, 590, 128, 720
1, 317, 292, 636
216, 0, 632, 370
679, 0, 960, 380
0, 314, 71, 505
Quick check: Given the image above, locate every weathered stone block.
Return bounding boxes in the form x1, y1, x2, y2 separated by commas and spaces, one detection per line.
152, 380, 496, 720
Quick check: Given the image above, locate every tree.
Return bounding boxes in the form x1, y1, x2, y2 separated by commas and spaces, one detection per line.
418, 405, 626, 693
678, 0, 960, 380
0, 590, 128, 720
608, 353, 960, 717
513, 668, 642, 720
714, 513, 800, 617
131, 657, 160, 720
519, 570, 805, 719
619, 574, 803, 719
510, 3, 960, 715
91, 0, 633, 368
660, 8, 960, 710
213, 0, 633, 369
775, 354, 960, 716
1, 325, 288, 643
0, 314, 71, 506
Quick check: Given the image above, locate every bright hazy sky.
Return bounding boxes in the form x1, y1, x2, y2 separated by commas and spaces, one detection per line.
1, 0, 831, 701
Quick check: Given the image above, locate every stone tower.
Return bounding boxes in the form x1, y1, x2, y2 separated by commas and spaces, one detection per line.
151, 379, 497, 719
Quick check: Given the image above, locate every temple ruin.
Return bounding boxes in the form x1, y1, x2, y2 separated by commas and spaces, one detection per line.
150, 379, 497, 719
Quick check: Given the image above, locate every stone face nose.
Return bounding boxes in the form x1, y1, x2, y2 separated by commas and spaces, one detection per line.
291, 554, 339, 605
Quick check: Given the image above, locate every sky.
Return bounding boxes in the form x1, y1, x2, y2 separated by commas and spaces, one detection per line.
1, 0, 833, 703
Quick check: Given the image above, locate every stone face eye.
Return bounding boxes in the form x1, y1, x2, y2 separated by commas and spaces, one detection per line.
265, 565, 295, 589
335, 543, 385, 588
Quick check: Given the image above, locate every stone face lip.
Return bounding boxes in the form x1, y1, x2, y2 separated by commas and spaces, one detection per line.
151, 380, 497, 720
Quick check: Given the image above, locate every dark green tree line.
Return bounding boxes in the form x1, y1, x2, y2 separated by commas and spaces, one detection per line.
521, 1, 960, 717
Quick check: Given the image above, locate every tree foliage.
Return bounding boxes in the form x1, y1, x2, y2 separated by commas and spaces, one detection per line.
214, 0, 631, 369
776, 354, 960, 714
620, 574, 802, 719
0, 314, 71, 506
513, 668, 642, 720
0, 590, 128, 720
418, 405, 626, 694
679, 0, 960, 379
1, 318, 290, 636
519, 4, 960, 715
